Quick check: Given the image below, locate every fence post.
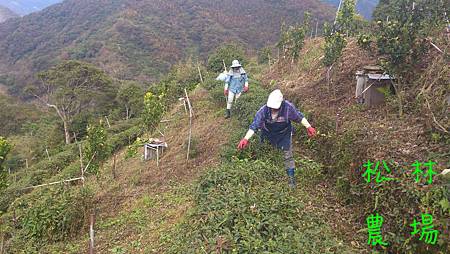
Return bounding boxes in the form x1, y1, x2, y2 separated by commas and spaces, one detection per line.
0, 233, 4, 254
112, 154, 117, 179
46, 148, 51, 161
89, 210, 96, 254
197, 65, 204, 83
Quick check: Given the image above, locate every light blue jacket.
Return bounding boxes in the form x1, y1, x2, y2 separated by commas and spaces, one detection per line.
225, 68, 248, 94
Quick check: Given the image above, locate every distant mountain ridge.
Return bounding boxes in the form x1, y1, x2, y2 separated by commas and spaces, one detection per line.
0, 0, 335, 96
0, 5, 18, 23
324, 0, 379, 19
0, 0, 62, 16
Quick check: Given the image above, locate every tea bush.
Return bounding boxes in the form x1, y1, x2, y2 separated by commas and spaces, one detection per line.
6, 186, 93, 252
165, 158, 348, 253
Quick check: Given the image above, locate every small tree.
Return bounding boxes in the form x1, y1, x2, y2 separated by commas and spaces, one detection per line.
323, 23, 347, 66
116, 81, 144, 120
84, 122, 109, 176
335, 0, 357, 36
258, 47, 272, 64
31, 61, 116, 144
288, 26, 306, 61
142, 92, 164, 131
322, 0, 356, 66
0, 137, 12, 191
276, 22, 290, 59
207, 44, 246, 73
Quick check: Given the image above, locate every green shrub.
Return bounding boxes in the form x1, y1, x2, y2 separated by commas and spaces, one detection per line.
357, 33, 372, 50
207, 44, 247, 73
323, 29, 347, 66
0, 137, 12, 191
84, 122, 110, 175
142, 92, 165, 131
165, 158, 348, 253
9, 186, 93, 249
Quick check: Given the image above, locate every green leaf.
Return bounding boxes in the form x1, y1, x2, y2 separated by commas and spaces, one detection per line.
438, 198, 450, 211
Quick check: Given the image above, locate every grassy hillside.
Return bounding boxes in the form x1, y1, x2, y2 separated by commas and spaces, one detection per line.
0, 0, 334, 96
262, 36, 449, 252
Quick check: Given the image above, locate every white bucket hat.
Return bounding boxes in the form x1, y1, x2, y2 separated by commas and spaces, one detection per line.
230, 60, 242, 68
267, 89, 284, 109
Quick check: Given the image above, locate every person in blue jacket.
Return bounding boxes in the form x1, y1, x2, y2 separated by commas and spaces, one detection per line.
237, 89, 317, 188
224, 60, 249, 119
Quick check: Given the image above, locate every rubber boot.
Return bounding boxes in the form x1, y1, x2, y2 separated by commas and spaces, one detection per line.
286, 168, 296, 189
225, 109, 231, 119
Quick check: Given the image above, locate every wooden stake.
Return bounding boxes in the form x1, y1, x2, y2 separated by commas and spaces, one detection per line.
46, 148, 51, 161
222, 60, 227, 72
112, 154, 117, 179
184, 89, 193, 162
315, 21, 319, 37
197, 65, 204, 83
0, 233, 4, 254
104, 116, 111, 128
79, 143, 84, 185
89, 211, 96, 254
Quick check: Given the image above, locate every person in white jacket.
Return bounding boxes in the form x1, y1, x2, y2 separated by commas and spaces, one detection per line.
223, 60, 249, 119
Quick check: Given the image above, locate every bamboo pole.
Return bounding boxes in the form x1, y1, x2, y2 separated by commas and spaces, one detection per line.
104, 116, 111, 128
22, 177, 84, 190
89, 210, 96, 254
112, 154, 117, 179
46, 148, 51, 161
79, 143, 84, 185
197, 65, 204, 83
315, 21, 319, 37
184, 88, 193, 162
0, 233, 4, 254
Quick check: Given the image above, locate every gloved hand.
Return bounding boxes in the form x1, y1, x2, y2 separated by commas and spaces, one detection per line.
307, 127, 316, 137
224, 89, 228, 96
237, 138, 249, 150
243, 86, 249, 93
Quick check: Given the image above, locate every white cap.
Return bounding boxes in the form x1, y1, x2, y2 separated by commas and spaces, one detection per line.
267, 89, 283, 109
230, 60, 242, 68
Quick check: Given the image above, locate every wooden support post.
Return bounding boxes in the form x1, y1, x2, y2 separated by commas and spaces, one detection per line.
197, 65, 204, 83
89, 211, 96, 254
222, 60, 227, 72
185, 88, 193, 162
104, 116, 111, 128
0, 233, 4, 254
79, 143, 84, 185
46, 148, 51, 161
156, 147, 159, 167
315, 21, 319, 38
112, 154, 117, 179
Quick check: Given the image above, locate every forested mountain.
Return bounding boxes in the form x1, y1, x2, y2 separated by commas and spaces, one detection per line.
0, 0, 62, 16
324, 0, 379, 19
0, 5, 18, 23
0, 0, 334, 96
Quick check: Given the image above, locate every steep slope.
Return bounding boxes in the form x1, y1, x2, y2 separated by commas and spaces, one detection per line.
0, 0, 62, 15
323, 0, 379, 19
0, 5, 18, 23
36, 84, 359, 253
263, 38, 449, 252
0, 0, 334, 96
